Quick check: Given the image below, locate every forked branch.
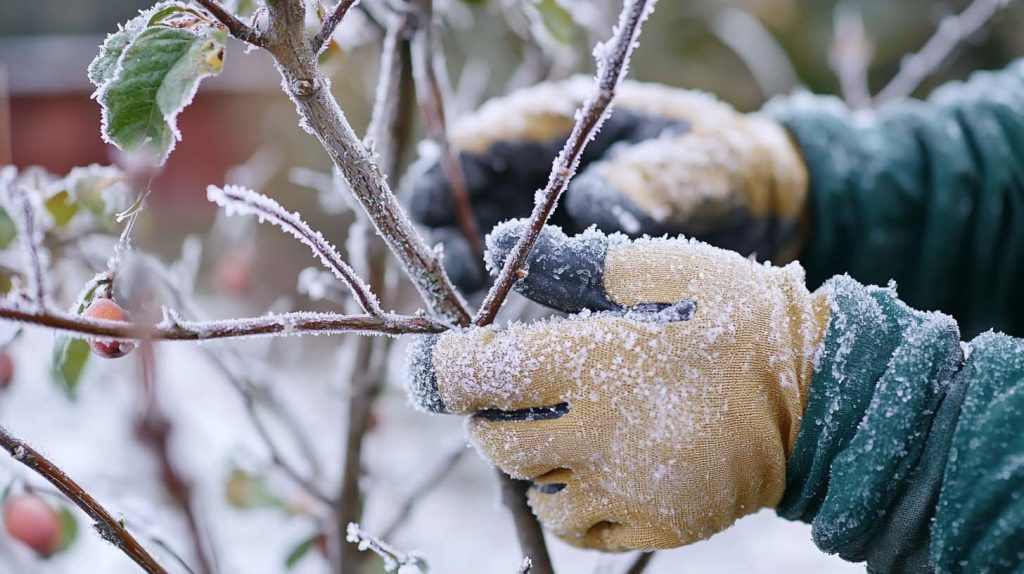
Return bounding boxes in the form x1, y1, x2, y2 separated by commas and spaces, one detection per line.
0, 424, 169, 574
475, 0, 659, 325
192, 0, 262, 45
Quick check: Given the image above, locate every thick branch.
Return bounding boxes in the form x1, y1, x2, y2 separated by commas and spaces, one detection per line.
193, 0, 262, 45
0, 424, 168, 574
475, 0, 657, 323
262, 0, 471, 326
0, 306, 444, 340
313, 0, 359, 54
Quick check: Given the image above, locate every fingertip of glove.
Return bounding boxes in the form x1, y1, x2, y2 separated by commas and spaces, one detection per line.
405, 334, 449, 414
484, 220, 620, 314
566, 170, 672, 238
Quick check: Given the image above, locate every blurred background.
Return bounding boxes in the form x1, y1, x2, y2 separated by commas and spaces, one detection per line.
0, 0, 1021, 573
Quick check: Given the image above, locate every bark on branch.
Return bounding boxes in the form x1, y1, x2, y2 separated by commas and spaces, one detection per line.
0, 424, 169, 574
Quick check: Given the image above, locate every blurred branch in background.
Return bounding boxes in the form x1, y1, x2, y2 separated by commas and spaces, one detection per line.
874, 0, 1012, 105
710, 8, 799, 100
829, 1, 873, 109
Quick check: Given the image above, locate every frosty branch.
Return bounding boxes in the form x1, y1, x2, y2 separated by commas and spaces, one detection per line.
313, 0, 360, 54
475, 0, 659, 326
0, 306, 444, 340
0, 424, 169, 574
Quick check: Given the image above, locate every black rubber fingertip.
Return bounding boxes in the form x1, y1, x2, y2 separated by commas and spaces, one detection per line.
565, 169, 673, 238
484, 221, 619, 314
432, 227, 488, 293
405, 334, 449, 414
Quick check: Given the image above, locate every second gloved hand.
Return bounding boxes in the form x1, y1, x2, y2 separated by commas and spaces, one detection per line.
407, 221, 829, 551
404, 78, 809, 291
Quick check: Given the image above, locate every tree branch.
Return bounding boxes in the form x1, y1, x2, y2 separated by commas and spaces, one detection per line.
0, 424, 169, 574
475, 0, 658, 326
207, 184, 384, 316
260, 0, 471, 327
0, 305, 444, 341
192, 0, 263, 46
623, 551, 654, 574
313, 0, 359, 54
410, 0, 484, 260
874, 0, 1010, 104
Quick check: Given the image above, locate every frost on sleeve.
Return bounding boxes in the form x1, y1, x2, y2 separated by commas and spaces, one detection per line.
777, 275, 965, 571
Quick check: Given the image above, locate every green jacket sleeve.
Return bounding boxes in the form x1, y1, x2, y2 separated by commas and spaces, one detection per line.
778, 275, 1024, 573
766, 60, 1024, 338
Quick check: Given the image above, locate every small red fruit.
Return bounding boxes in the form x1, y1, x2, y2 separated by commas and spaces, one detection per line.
0, 351, 13, 389
82, 298, 135, 359
3, 494, 62, 557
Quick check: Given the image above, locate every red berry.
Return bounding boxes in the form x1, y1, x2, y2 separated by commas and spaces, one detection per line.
0, 351, 13, 389
82, 298, 135, 359
3, 494, 62, 557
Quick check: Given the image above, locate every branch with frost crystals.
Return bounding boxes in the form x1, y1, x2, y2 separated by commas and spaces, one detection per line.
0, 305, 444, 340
829, 2, 873, 110
208, 184, 384, 316
475, 0, 659, 325
345, 523, 426, 573
874, 0, 1009, 105
0, 424, 169, 574
313, 0, 359, 54
410, 0, 484, 260
3, 183, 50, 309
516, 557, 533, 574
192, 0, 262, 45
259, 0, 470, 326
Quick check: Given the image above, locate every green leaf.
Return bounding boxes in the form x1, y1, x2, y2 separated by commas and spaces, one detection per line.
45, 192, 80, 229
54, 506, 79, 554
99, 25, 226, 164
225, 468, 285, 510
284, 532, 322, 569
0, 208, 16, 250
533, 0, 575, 44
88, 23, 146, 88
51, 337, 90, 398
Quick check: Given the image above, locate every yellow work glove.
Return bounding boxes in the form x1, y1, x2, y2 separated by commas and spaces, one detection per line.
404, 77, 809, 291
407, 221, 830, 551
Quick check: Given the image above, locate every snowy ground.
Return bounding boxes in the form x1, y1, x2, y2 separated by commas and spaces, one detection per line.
0, 323, 864, 573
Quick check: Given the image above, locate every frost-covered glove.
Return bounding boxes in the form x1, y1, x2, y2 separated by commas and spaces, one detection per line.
406, 220, 829, 551
404, 77, 809, 292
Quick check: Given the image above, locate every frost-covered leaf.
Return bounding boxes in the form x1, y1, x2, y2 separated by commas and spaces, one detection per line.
284, 532, 321, 569
98, 25, 226, 164
533, 0, 575, 44
54, 506, 79, 554
88, 20, 147, 87
48, 165, 132, 230
51, 337, 90, 397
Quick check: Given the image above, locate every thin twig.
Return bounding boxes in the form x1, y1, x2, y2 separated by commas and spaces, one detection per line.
623, 552, 654, 574
208, 185, 384, 316
135, 342, 215, 574
497, 475, 554, 574
192, 0, 263, 45
874, 0, 1010, 104
0, 305, 445, 340
474, 0, 657, 320
381, 443, 466, 539
313, 0, 360, 54
0, 424, 169, 574
410, 0, 485, 260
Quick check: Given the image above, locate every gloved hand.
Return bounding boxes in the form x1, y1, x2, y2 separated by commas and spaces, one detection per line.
404, 77, 809, 292
406, 220, 830, 551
